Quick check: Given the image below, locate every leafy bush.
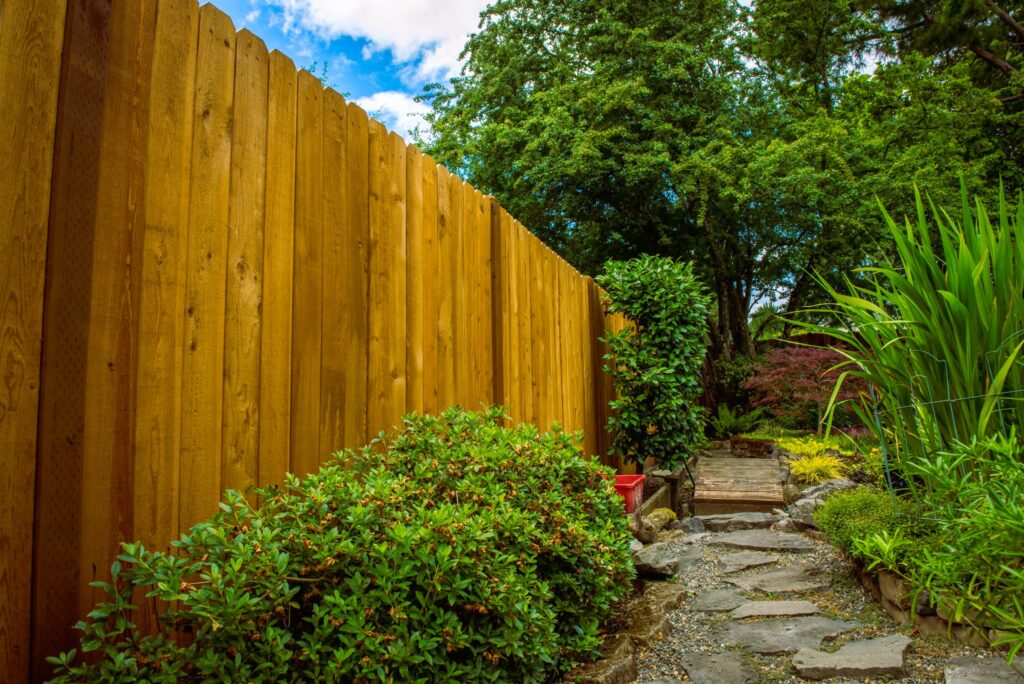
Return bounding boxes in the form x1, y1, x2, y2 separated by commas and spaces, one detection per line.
789, 454, 847, 484
903, 434, 1024, 656
803, 185, 1024, 481
597, 256, 711, 468
47, 408, 634, 683
709, 405, 765, 439
743, 346, 864, 432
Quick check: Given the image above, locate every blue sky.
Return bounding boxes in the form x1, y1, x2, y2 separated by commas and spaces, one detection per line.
210, 0, 490, 138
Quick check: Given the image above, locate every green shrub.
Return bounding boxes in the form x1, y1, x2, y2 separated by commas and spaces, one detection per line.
814, 487, 903, 556
47, 408, 634, 683
597, 256, 711, 468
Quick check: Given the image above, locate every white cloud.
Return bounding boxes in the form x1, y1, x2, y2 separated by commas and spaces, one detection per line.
355, 91, 431, 140
262, 0, 489, 82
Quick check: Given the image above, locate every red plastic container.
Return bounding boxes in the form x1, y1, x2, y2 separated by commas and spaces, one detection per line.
614, 474, 645, 513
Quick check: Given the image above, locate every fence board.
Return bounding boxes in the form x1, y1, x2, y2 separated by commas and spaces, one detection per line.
421, 156, 440, 415
290, 70, 323, 475
437, 170, 459, 409
515, 222, 535, 425
76, 0, 155, 646
180, 4, 235, 530
29, 0, 112, 675
406, 145, 425, 414
223, 29, 268, 494
130, 0, 200, 646
367, 125, 407, 436
319, 88, 348, 460
0, 0, 68, 677
340, 102, 370, 449
258, 51, 296, 487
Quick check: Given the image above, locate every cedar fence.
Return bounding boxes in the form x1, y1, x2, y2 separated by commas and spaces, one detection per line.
0, 1, 629, 680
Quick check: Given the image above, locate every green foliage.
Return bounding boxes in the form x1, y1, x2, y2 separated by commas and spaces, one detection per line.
902, 434, 1024, 657
709, 405, 765, 439
804, 185, 1024, 485
597, 256, 711, 468
789, 454, 847, 484
814, 487, 905, 557
47, 408, 634, 683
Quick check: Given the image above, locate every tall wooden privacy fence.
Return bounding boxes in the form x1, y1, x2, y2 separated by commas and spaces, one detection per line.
0, 0, 628, 680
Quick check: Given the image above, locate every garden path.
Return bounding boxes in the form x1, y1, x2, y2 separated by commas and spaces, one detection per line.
632, 516, 1023, 683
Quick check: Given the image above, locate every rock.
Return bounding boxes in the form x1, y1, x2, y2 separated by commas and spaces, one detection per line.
569, 635, 637, 684
879, 570, 911, 609
657, 529, 688, 543
668, 516, 706, 534
630, 539, 645, 553
691, 586, 747, 612
697, 512, 779, 532
805, 529, 825, 541
915, 614, 950, 637
784, 484, 802, 504
642, 582, 688, 612
780, 466, 790, 484
792, 635, 911, 680
639, 679, 685, 684
788, 497, 824, 517
678, 653, 757, 683
625, 611, 672, 648
644, 507, 677, 531
633, 542, 685, 578
718, 551, 779, 574
770, 517, 800, 533
716, 616, 862, 654
731, 600, 819, 619
800, 478, 857, 499
725, 566, 831, 594
710, 529, 816, 553
944, 656, 1024, 683
630, 517, 659, 544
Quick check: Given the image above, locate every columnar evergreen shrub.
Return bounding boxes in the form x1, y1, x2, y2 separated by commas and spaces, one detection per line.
47, 408, 633, 683
597, 256, 710, 468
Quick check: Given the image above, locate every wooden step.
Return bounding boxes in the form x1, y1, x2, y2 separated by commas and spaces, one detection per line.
693, 456, 785, 515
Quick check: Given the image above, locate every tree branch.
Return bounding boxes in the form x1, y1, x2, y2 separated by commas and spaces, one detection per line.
983, 0, 1024, 43
968, 43, 1019, 78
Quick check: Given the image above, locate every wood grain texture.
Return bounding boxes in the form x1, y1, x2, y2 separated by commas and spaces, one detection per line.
29, 0, 111, 675
290, 69, 323, 475
405, 145, 424, 414
318, 87, 348, 459
258, 51, 296, 487
340, 102, 369, 449
223, 29, 268, 495
367, 125, 407, 437
76, 0, 154, 647
180, 4, 235, 529
0, 0, 68, 678
420, 155, 440, 415
130, 0, 200, 645
515, 222, 535, 425
436, 169, 458, 409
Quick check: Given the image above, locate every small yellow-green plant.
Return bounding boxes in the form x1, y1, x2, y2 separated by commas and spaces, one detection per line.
775, 434, 854, 459
789, 453, 847, 484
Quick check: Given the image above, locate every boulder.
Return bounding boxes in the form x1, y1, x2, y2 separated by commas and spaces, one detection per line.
800, 478, 857, 499
792, 635, 911, 680
633, 542, 685, 578
783, 484, 802, 504
668, 516, 706, 534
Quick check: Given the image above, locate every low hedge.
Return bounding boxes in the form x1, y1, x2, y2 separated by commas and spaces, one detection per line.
48, 408, 634, 683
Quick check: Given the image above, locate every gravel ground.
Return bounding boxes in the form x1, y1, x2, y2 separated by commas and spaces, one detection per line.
633, 528, 1003, 683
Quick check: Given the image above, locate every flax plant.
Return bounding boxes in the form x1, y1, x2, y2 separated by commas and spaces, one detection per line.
798, 185, 1024, 488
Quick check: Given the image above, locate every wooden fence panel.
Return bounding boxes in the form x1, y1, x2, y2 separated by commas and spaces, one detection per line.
406, 145, 425, 415
367, 125, 407, 436
0, 0, 68, 678
30, 0, 112, 675
180, 4, 236, 529
290, 70, 324, 476
438, 171, 460, 408
223, 29, 268, 494
515, 222, 535, 425
258, 50, 297, 487
319, 88, 348, 459
420, 156, 440, 415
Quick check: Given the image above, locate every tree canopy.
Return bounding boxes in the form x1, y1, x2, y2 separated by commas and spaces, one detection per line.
420, 0, 1023, 398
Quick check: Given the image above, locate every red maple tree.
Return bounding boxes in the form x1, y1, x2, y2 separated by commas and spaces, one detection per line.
743, 346, 865, 432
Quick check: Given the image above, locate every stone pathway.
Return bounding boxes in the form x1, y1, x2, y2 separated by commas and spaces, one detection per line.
631, 513, 1023, 683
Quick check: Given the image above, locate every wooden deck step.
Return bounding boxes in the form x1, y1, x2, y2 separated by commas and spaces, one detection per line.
692, 457, 785, 515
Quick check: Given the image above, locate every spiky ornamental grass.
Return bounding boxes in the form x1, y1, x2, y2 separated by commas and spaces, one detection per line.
799, 184, 1024, 488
